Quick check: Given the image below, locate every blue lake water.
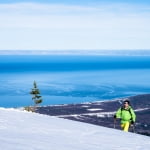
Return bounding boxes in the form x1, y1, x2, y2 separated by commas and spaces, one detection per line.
0, 55, 150, 108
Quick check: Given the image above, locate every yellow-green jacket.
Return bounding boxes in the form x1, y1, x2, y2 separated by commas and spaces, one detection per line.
115, 106, 136, 124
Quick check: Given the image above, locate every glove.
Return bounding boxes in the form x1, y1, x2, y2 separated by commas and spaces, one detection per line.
131, 121, 134, 124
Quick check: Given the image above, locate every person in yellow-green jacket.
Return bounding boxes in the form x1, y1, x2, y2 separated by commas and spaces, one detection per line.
114, 99, 136, 132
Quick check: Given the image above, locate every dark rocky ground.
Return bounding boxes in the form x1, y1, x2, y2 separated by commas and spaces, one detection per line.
36, 94, 150, 136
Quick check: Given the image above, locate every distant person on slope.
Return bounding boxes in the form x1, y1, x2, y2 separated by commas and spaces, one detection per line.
114, 99, 136, 132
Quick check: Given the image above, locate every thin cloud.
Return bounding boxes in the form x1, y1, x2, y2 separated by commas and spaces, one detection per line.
0, 2, 150, 50
0, 2, 150, 28
0, 3, 98, 14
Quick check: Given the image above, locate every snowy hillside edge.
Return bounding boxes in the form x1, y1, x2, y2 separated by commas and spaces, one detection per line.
0, 108, 150, 150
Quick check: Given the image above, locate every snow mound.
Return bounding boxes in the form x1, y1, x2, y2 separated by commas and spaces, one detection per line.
0, 108, 149, 150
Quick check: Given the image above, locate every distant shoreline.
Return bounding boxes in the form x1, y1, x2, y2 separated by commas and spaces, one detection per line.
0, 49, 150, 56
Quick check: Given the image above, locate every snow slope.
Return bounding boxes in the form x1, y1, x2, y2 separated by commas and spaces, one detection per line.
0, 108, 149, 150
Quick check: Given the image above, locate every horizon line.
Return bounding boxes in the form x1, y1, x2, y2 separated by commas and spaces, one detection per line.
0, 49, 150, 56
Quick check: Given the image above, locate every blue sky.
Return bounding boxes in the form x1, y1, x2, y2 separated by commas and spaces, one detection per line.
0, 0, 150, 50
1, 0, 150, 4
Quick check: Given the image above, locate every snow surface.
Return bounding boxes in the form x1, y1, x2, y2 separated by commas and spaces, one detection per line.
0, 108, 149, 150
57, 111, 116, 118
87, 108, 103, 111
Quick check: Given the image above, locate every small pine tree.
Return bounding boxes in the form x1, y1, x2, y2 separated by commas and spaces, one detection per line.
30, 81, 43, 111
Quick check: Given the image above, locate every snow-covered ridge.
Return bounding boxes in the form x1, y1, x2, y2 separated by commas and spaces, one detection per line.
0, 108, 149, 150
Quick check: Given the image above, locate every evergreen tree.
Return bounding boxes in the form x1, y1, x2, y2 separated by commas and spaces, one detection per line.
30, 81, 43, 110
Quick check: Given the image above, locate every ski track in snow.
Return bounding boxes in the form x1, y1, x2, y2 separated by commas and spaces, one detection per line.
0, 108, 149, 150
